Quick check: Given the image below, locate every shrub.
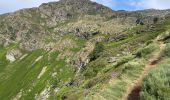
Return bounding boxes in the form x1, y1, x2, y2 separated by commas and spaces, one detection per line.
136, 19, 144, 25
83, 74, 110, 89
114, 55, 135, 68
135, 43, 159, 58
140, 64, 170, 100
160, 43, 170, 58
83, 58, 107, 79
157, 30, 170, 41
121, 61, 143, 78
89, 42, 104, 61
153, 17, 159, 24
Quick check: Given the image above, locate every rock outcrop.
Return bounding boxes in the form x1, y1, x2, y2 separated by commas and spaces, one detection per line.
6, 49, 22, 62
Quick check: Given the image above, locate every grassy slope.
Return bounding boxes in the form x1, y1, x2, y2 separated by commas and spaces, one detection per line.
84, 43, 160, 100
140, 42, 170, 99
0, 31, 88, 99
0, 19, 170, 100
82, 20, 170, 99
63, 20, 170, 99
0, 48, 75, 100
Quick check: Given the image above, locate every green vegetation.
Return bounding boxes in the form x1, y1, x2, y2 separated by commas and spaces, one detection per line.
1, 1, 170, 99
89, 42, 104, 61
61, 19, 170, 99
84, 57, 145, 100
153, 17, 159, 24
83, 58, 107, 79
1, 19, 169, 99
0, 46, 9, 73
114, 55, 135, 68
160, 43, 170, 58
135, 43, 159, 58
104, 19, 166, 57
157, 30, 170, 42
0, 48, 75, 99
140, 64, 170, 100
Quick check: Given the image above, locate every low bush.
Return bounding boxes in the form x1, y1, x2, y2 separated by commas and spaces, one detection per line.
135, 43, 159, 58
83, 74, 110, 89
121, 61, 144, 78
157, 30, 170, 41
89, 42, 104, 61
83, 58, 107, 79
160, 43, 170, 58
140, 64, 170, 100
153, 17, 159, 24
114, 55, 135, 68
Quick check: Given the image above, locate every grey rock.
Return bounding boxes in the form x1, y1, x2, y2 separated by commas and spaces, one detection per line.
6, 49, 22, 62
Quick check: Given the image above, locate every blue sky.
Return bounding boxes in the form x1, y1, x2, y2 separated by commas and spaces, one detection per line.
0, 0, 170, 14
92, 0, 170, 10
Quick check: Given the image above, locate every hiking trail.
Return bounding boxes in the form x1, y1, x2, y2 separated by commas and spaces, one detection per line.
123, 41, 166, 100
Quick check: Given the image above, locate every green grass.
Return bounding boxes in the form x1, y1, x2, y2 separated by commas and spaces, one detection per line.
0, 49, 75, 100
0, 46, 9, 73
0, 44, 20, 73
0, 17, 170, 100
63, 33, 87, 47
81, 38, 163, 99
0, 49, 44, 99
84, 58, 145, 100
60, 20, 170, 99
160, 43, 170, 58
140, 62, 170, 100
135, 43, 160, 58
103, 21, 166, 57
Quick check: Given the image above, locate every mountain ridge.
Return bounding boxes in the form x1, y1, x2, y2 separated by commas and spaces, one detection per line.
0, 0, 170, 51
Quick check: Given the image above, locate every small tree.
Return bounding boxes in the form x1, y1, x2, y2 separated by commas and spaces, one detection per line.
89, 42, 104, 61
153, 17, 159, 24
136, 18, 144, 25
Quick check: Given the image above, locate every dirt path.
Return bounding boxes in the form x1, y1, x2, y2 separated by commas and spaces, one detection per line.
123, 42, 166, 100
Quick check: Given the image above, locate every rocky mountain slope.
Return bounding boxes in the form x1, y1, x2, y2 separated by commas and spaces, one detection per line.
0, 0, 170, 100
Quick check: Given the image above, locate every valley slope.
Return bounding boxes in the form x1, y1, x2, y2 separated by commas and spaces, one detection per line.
0, 0, 170, 100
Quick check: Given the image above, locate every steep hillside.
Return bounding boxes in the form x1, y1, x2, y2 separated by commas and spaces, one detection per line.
0, 0, 170, 100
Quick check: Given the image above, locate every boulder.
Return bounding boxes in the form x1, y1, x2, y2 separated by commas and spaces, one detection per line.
6, 49, 22, 62
107, 57, 118, 63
